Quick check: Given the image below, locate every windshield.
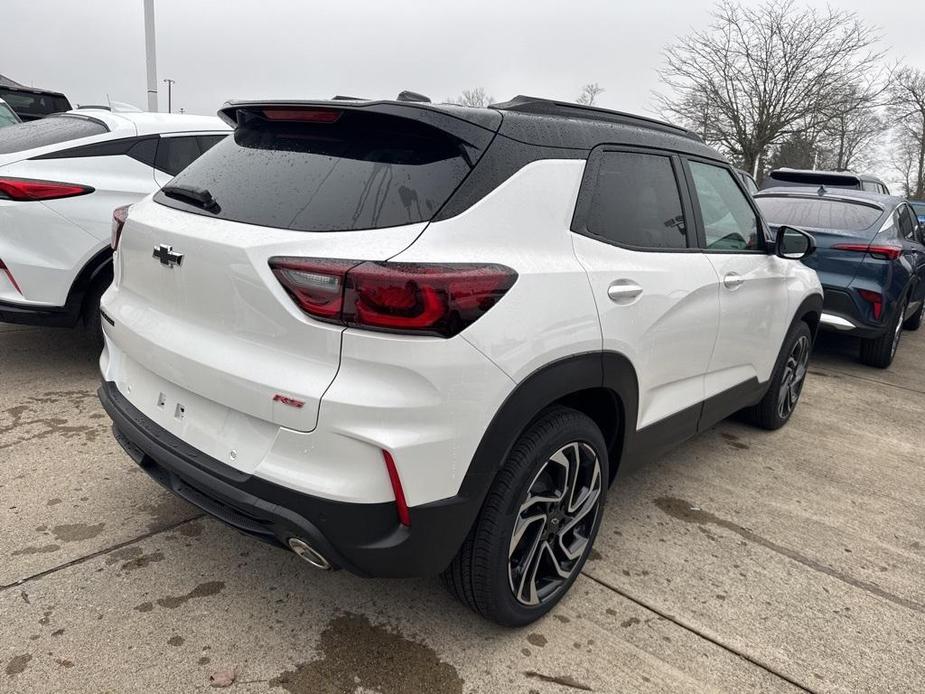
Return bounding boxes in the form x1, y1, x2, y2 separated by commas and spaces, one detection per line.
910, 201, 925, 221
754, 196, 883, 233
0, 102, 19, 127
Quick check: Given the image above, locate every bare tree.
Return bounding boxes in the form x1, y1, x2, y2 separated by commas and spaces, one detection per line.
891, 125, 921, 198
890, 67, 925, 198
656, 0, 882, 177
448, 87, 493, 108
577, 83, 604, 106
818, 84, 885, 171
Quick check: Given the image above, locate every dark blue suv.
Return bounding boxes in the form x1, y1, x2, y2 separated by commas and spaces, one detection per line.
756, 188, 925, 368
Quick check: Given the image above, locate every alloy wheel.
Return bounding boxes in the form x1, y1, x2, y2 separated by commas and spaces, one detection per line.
777, 334, 810, 420
508, 442, 602, 606
891, 301, 906, 358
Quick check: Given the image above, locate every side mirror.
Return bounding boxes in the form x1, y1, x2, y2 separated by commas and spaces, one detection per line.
775, 225, 815, 260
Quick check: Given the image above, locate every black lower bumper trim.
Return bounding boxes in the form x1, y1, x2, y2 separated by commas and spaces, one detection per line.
98, 380, 477, 577
0, 298, 80, 327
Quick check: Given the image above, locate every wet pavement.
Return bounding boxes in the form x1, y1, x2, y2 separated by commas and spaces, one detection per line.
1, 322, 923, 693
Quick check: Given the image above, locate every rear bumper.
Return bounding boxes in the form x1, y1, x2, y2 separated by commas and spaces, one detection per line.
0, 298, 80, 327
98, 380, 478, 577
819, 286, 886, 339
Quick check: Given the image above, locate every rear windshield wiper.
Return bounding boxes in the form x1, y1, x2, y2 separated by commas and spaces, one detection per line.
162, 183, 220, 213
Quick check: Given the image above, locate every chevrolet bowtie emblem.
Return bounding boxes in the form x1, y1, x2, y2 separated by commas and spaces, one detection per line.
153, 244, 183, 267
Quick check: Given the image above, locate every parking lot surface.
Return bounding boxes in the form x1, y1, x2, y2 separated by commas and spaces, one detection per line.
1, 322, 923, 693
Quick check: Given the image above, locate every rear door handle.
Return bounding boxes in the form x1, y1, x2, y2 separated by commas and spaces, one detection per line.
723, 272, 744, 290
607, 280, 643, 303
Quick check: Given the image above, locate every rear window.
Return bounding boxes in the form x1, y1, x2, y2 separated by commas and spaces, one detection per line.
755, 196, 883, 232
0, 115, 108, 154
156, 110, 472, 232
0, 89, 71, 119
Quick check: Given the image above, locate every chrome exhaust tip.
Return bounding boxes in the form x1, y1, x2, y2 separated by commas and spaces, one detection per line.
287, 537, 331, 570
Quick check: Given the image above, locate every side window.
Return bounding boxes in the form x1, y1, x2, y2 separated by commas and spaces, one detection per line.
584, 151, 689, 249
688, 161, 761, 251
862, 181, 878, 192
897, 205, 916, 241
155, 135, 224, 176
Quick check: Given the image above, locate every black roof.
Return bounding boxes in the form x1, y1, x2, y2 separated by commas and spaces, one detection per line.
0, 75, 67, 99
218, 94, 725, 162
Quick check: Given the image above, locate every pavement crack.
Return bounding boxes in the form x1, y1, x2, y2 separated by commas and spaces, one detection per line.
811, 366, 925, 396
580, 571, 817, 694
0, 514, 204, 592
653, 496, 925, 616
523, 670, 593, 691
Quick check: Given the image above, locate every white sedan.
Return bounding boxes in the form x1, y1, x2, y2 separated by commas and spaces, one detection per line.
0, 107, 229, 336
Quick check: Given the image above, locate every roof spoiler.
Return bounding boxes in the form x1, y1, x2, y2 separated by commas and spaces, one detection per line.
489, 95, 702, 142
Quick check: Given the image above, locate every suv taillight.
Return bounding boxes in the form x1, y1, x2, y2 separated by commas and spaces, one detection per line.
111, 205, 132, 250
0, 176, 94, 201
832, 243, 903, 261
269, 257, 517, 337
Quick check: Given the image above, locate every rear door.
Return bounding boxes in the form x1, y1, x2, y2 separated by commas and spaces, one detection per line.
107, 104, 498, 467
684, 158, 791, 397
571, 147, 720, 434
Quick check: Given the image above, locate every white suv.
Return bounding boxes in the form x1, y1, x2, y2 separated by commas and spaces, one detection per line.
0, 108, 228, 334
98, 96, 822, 626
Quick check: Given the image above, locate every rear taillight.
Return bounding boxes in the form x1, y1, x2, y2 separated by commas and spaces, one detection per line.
857, 289, 883, 320
111, 205, 132, 250
0, 176, 94, 201
269, 257, 517, 337
833, 243, 903, 261
0, 258, 22, 294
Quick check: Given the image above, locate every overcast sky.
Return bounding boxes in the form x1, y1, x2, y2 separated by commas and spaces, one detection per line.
2, 0, 923, 118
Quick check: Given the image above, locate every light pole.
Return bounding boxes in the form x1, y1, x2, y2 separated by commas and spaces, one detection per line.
163, 79, 175, 113
144, 0, 158, 111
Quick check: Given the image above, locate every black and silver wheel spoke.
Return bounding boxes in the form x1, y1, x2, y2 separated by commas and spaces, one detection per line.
778, 335, 810, 420
508, 441, 602, 606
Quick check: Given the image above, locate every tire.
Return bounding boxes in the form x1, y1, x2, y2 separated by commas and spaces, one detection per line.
749, 321, 812, 431
903, 300, 923, 331
82, 280, 108, 350
860, 297, 906, 369
441, 406, 609, 626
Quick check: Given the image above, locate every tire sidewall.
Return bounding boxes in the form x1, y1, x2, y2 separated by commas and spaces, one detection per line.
488, 411, 609, 626
766, 321, 813, 428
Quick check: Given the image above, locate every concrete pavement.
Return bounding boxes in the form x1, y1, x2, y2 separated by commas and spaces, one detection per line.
1, 322, 923, 693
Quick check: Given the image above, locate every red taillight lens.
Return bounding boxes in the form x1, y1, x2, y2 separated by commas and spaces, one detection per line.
261, 108, 342, 123
857, 289, 883, 320
0, 176, 94, 201
833, 243, 903, 261
111, 205, 131, 250
269, 257, 517, 337
0, 258, 22, 294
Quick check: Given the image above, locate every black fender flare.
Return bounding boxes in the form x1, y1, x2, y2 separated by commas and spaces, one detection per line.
790, 292, 824, 341
65, 245, 113, 317
452, 351, 639, 527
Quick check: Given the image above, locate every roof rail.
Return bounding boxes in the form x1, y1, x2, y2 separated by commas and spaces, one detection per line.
489, 95, 701, 141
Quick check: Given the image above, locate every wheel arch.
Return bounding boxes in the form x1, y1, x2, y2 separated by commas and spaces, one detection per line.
66, 245, 113, 320
793, 292, 823, 341
459, 352, 639, 507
